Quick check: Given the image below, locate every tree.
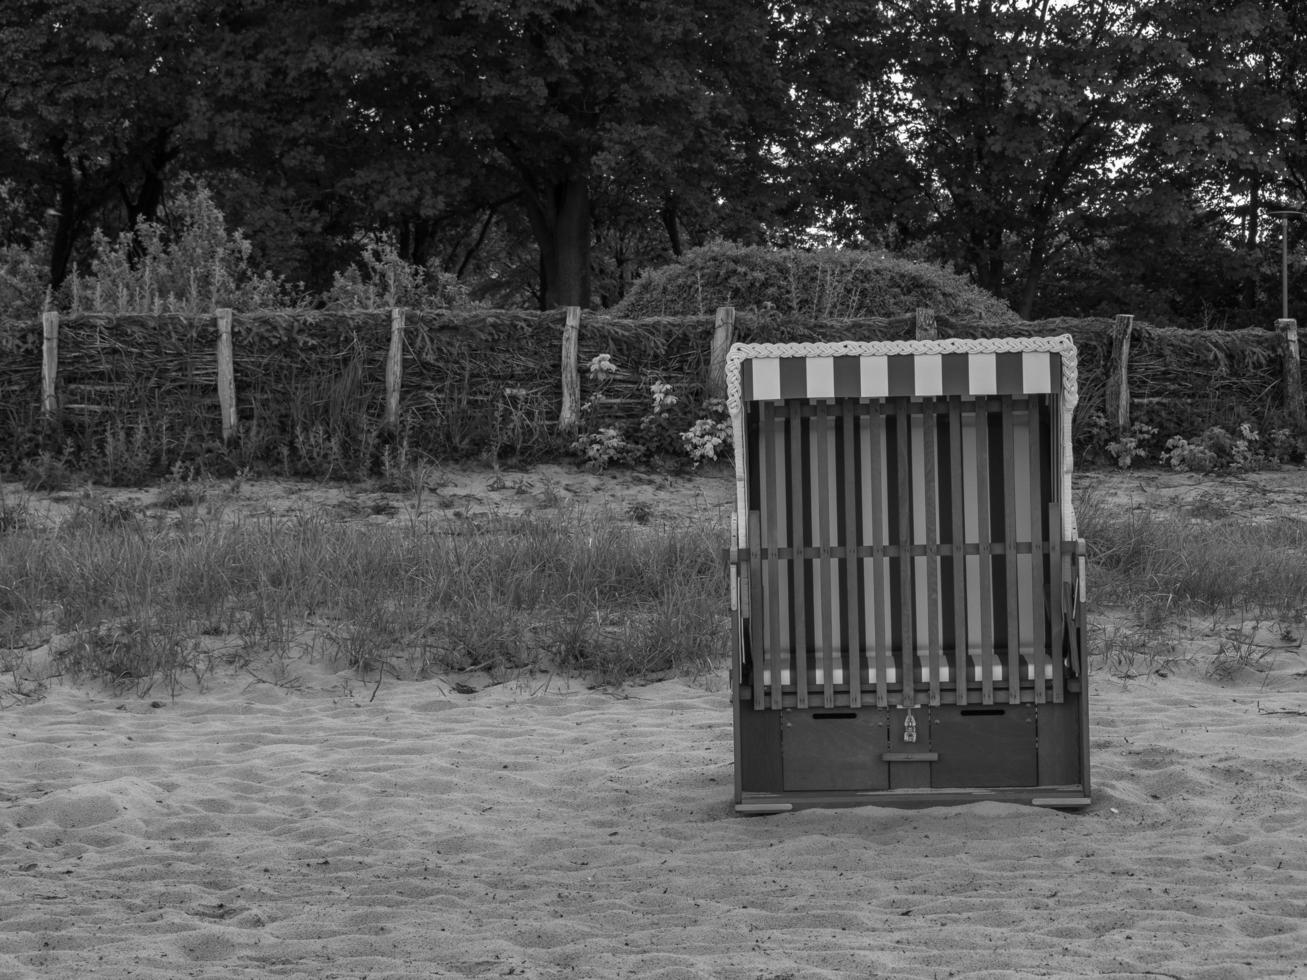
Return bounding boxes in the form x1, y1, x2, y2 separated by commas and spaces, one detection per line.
863, 1, 1167, 317
0, 0, 201, 288
332, 0, 793, 308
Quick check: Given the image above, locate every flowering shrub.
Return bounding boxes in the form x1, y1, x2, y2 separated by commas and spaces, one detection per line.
1159, 435, 1218, 473
570, 357, 733, 470
650, 380, 677, 412
637, 381, 688, 456
67, 182, 298, 313
1267, 427, 1304, 462
572, 355, 636, 469
323, 241, 472, 310
572, 427, 640, 470
681, 399, 732, 466
589, 354, 617, 381
1160, 422, 1288, 473
1105, 422, 1157, 469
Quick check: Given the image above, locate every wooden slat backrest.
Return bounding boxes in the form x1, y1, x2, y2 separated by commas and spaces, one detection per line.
946, 399, 969, 706
787, 401, 808, 708
973, 405, 997, 705
1000, 399, 1021, 705
892, 402, 915, 705
813, 405, 836, 707
840, 399, 863, 709
758, 401, 781, 709
1027, 397, 1048, 705
867, 401, 890, 708
729, 337, 1079, 711
921, 406, 942, 707
1049, 502, 1066, 704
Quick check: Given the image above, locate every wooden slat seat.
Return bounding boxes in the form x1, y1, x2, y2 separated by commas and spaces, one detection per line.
757, 651, 1058, 689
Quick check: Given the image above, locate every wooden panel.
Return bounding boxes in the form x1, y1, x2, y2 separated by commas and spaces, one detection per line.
1000, 399, 1021, 705
782, 710, 889, 792
1049, 505, 1066, 704
738, 707, 783, 793
893, 401, 916, 706
1047, 392, 1067, 704
867, 402, 890, 708
760, 403, 781, 710
947, 399, 969, 705
975, 402, 996, 706
788, 401, 809, 708
1037, 699, 1084, 786
1027, 398, 1047, 704
888, 707, 932, 789
747, 511, 763, 703
932, 706, 1037, 787
922, 404, 942, 706
814, 404, 836, 708
840, 400, 862, 709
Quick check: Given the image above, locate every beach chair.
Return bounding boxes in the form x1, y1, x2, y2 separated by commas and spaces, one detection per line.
725, 336, 1090, 812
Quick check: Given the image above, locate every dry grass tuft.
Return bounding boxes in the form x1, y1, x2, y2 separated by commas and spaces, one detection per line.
0, 499, 729, 697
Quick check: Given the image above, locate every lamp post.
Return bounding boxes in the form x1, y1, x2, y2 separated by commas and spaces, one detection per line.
1267, 210, 1306, 320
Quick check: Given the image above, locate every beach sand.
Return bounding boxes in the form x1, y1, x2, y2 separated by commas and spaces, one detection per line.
2, 465, 1306, 979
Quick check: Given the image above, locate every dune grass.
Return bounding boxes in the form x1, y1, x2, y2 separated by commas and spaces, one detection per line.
1076, 488, 1307, 614
5, 477, 1307, 699
0, 494, 729, 698
1076, 485, 1307, 682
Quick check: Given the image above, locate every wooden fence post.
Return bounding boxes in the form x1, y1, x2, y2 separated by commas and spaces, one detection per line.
41, 311, 59, 422
1278, 318, 1305, 427
215, 308, 237, 443
559, 306, 582, 434
709, 306, 736, 400
1105, 313, 1134, 433
914, 307, 937, 340
386, 307, 405, 429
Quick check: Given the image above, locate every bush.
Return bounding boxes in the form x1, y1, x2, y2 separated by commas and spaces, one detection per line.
322, 241, 473, 310
612, 241, 1020, 324
570, 356, 731, 471
65, 182, 301, 314
0, 243, 50, 321
1159, 423, 1299, 473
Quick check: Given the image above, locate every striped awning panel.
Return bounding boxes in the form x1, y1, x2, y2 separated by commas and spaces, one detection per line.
740, 351, 1061, 402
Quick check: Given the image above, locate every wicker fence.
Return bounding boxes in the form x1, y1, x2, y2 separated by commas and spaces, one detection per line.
1, 307, 1302, 475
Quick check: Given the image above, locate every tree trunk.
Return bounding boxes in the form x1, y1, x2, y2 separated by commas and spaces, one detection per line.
454, 206, 498, 279
969, 226, 1006, 297
550, 174, 591, 308
1018, 227, 1049, 320
49, 171, 82, 291
661, 196, 683, 256
399, 216, 437, 267
1243, 173, 1261, 310
121, 128, 177, 232
522, 171, 592, 309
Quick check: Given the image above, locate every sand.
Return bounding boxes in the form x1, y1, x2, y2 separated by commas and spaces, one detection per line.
2, 464, 1307, 979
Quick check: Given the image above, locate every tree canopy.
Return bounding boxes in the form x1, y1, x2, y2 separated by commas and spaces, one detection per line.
2, 0, 1306, 324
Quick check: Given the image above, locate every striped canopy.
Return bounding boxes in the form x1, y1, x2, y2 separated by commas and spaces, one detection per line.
739, 349, 1061, 402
